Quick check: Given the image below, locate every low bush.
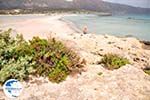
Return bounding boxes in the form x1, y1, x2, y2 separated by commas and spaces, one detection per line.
101, 53, 129, 70
0, 30, 84, 84
0, 30, 36, 84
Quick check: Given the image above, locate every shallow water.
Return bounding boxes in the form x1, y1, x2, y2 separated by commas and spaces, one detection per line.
0, 14, 150, 41
64, 14, 150, 41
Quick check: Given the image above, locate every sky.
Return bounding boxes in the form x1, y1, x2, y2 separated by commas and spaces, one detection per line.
103, 0, 150, 8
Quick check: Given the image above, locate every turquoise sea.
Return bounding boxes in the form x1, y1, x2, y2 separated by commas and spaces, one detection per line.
64, 14, 150, 41
0, 14, 150, 41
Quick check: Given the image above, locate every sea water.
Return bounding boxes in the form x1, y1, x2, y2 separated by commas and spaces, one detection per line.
64, 14, 150, 41
0, 14, 150, 41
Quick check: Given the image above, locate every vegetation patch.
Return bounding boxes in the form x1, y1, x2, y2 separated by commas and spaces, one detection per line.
97, 72, 103, 76
143, 67, 150, 75
0, 29, 84, 84
101, 54, 130, 70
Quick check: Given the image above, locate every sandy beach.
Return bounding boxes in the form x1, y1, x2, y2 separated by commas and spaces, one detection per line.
0, 14, 150, 100
0, 14, 79, 40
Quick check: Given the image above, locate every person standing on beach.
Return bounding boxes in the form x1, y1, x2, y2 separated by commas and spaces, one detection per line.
83, 26, 88, 34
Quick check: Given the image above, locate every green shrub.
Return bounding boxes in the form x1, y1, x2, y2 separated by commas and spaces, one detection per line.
0, 29, 12, 44
0, 30, 35, 84
0, 56, 35, 83
0, 30, 84, 84
101, 54, 129, 70
29, 37, 82, 83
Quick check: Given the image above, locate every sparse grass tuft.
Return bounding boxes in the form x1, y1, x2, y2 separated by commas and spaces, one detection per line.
143, 67, 150, 75
101, 54, 130, 70
97, 72, 103, 76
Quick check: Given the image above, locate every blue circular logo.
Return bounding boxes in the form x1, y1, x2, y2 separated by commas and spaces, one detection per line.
3, 79, 23, 98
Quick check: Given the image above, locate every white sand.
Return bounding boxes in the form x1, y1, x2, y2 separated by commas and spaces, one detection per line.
0, 14, 77, 40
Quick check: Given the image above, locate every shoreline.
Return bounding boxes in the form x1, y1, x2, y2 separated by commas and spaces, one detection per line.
0, 14, 46, 16
59, 17, 82, 34
59, 14, 150, 42
0, 13, 150, 45
0, 14, 79, 40
0, 13, 149, 42
61, 15, 150, 48
0, 13, 149, 50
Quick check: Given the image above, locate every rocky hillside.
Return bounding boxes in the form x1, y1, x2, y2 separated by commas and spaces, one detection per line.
0, 0, 150, 14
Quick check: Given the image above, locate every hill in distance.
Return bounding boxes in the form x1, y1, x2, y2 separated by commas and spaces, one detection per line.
0, 0, 150, 15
